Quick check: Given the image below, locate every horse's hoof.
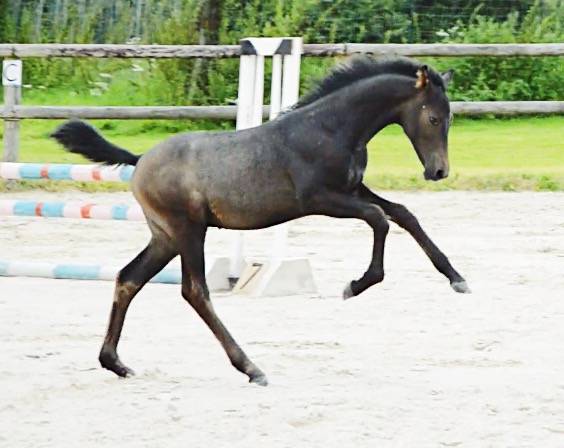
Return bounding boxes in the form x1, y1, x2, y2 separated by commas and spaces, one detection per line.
100, 353, 135, 378
342, 283, 355, 300
451, 280, 471, 294
115, 365, 136, 378
103, 363, 135, 378
249, 374, 268, 387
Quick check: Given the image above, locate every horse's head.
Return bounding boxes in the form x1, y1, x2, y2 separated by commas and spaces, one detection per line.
399, 66, 454, 181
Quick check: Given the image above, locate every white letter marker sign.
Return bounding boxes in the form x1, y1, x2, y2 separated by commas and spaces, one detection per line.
2, 60, 22, 87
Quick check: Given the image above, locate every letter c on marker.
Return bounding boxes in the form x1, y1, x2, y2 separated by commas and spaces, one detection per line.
4, 63, 18, 82
2, 61, 22, 86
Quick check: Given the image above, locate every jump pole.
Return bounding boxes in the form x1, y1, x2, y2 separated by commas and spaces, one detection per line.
230, 37, 316, 297
0, 260, 182, 283
0, 199, 144, 221
0, 258, 230, 288
0, 162, 231, 290
0, 162, 134, 181
0, 257, 229, 292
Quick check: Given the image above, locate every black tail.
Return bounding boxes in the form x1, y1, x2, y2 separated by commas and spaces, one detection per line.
51, 120, 140, 166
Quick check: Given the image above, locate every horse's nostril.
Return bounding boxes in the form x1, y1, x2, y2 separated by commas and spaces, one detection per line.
436, 169, 445, 179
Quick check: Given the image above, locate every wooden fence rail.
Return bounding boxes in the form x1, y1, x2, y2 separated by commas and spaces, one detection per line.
0, 43, 563, 58
2, 105, 243, 120
1, 102, 563, 121
2, 42, 563, 162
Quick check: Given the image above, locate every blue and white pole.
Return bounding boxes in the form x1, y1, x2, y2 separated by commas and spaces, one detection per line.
0, 260, 181, 284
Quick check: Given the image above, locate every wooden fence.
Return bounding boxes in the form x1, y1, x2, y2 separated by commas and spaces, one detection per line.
1, 102, 563, 121
1, 43, 564, 58
2, 43, 563, 162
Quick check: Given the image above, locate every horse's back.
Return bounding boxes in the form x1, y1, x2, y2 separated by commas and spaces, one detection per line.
131, 126, 302, 230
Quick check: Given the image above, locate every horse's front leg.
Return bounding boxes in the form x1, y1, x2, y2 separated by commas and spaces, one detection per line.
358, 183, 470, 293
305, 190, 389, 299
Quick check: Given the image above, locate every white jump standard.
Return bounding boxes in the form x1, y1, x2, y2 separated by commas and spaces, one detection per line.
231, 36, 316, 297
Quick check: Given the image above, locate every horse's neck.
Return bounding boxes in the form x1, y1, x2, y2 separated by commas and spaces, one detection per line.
310, 75, 414, 148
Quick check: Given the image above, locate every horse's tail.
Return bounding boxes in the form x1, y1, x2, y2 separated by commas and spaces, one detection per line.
51, 120, 140, 166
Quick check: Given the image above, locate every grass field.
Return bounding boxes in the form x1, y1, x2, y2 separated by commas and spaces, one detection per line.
1, 115, 563, 191
366, 115, 564, 191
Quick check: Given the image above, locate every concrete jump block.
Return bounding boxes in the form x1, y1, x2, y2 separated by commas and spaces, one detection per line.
206, 257, 231, 292
233, 258, 317, 297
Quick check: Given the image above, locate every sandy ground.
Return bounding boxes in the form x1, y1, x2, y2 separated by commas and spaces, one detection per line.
1, 191, 564, 447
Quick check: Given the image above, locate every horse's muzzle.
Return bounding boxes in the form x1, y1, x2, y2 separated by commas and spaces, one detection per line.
424, 167, 449, 181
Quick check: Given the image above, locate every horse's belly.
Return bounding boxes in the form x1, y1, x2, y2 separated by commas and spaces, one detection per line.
207, 190, 300, 230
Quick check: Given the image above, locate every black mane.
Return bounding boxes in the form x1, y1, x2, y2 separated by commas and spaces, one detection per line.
294, 56, 445, 110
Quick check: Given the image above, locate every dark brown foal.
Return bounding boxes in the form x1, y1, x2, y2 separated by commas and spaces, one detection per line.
53, 56, 470, 384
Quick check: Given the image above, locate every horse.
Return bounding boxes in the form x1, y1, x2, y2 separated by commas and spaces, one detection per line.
52, 56, 470, 386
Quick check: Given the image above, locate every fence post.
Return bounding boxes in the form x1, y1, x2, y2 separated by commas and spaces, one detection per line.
2, 60, 22, 162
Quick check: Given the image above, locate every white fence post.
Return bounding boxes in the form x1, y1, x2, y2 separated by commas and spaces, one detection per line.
2, 60, 22, 162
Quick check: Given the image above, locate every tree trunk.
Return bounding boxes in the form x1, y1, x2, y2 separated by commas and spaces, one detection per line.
186, 0, 222, 103
35, 0, 46, 41
201, 0, 221, 44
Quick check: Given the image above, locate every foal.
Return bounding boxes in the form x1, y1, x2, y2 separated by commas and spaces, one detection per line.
53, 56, 470, 385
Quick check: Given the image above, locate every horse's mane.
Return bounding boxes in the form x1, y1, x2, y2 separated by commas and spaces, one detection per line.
293, 55, 445, 110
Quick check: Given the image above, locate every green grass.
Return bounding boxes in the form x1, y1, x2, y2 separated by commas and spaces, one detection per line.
1, 115, 563, 192
366, 115, 564, 191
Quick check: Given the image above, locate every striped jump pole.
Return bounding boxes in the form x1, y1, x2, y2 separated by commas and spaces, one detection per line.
0, 199, 144, 221
0, 257, 231, 290
0, 162, 134, 182
0, 260, 180, 284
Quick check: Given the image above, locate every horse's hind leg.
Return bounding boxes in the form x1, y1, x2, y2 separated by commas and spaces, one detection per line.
178, 222, 268, 386
359, 183, 470, 293
99, 234, 176, 377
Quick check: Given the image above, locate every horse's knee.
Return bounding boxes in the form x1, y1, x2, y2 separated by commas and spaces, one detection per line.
375, 218, 389, 235
391, 203, 418, 228
364, 205, 389, 234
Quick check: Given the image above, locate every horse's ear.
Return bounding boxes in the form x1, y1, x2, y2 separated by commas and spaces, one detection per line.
415, 65, 429, 89
441, 69, 455, 88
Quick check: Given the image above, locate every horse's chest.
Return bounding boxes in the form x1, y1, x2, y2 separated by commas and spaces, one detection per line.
316, 146, 367, 191
344, 147, 367, 190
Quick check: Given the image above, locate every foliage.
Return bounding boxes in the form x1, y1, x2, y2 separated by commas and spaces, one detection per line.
430, 1, 564, 101
0, 0, 562, 117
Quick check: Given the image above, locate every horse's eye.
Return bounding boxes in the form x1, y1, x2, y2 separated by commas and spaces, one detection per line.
429, 116, 440, 126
